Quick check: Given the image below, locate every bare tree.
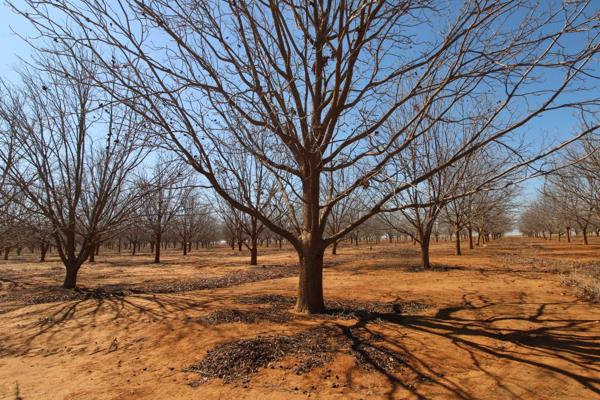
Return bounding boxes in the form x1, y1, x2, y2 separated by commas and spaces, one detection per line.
520, 194, 560, 239
214, 141, 281, 265
173, 188, 211, 256
0, 54, 148, 288
380, 108, 508, 266
324, 169, 362, 255
138, 158, 190, 264
543, 170, 597, 245
13, 0, 600, 312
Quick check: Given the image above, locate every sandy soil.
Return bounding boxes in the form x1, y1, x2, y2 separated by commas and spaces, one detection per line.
0, 237, 599, 400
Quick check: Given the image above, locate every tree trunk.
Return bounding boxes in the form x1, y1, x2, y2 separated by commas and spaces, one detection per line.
250, 241, 258, 265
455, 225, 462, 256
420, 237, 431, 269
89, 242, 96, 262
295, 160, 325, 314
468, 226, 474, 250
583, 228, 589, 245
183, 241, 187, 255
250, 218, 258, 265
63, 263, 80, 289
3, 247, 10, 260
295, 242, 325, 314
331, 240, 338, 255
40, 243, 49, 262
566, 227, 571, 242
154, 232, 161, 263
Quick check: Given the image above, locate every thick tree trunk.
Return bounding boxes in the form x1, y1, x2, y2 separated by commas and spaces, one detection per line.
62, 263, 80, 289
88, 242, 96, 262
3, 247, 10, 260
566, 227, 571, 242
250, 245, 257, 265
295, 242, 325, 314
295, 159, 325, 314
183, 241, 187, 255
582, 228, 589, 245
40, 243, 49, 262
420, 237, 431, 269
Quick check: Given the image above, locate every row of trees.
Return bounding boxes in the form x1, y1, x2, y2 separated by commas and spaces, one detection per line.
0, 61, 224, 286
521, 134, 600, 243
1, 0, 599, 313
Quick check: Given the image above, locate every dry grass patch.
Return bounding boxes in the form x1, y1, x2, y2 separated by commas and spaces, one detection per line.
561, 263, 600, 302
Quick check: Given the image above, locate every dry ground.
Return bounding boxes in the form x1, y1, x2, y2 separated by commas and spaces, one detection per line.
0, 237, 599, 400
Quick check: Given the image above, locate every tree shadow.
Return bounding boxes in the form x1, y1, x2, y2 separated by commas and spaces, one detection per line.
332, 296, 600, 399
0, 291, 243, 358
2, 289, 598, 400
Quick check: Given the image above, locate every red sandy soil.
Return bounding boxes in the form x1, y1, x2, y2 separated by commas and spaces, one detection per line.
0, 237, 599, 400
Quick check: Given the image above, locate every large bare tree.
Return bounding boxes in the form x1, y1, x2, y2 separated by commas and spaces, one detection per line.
12, 0, 600, 312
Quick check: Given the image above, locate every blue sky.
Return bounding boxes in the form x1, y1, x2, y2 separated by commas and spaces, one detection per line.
1, 0, 596, 208
0, 1, 31, 81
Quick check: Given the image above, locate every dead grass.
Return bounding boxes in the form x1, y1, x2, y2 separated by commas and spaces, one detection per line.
561, 263, 600, 302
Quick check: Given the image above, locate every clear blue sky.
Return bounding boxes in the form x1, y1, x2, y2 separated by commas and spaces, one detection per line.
0, 0, 595, 206
0, 0, 32, 81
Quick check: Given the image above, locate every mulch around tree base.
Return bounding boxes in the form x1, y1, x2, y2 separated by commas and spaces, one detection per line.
187, 324, 406, 385
187, 298, 434, 385
186, 326, 341, 384
236, 294, 433, 318
195, 307, 293, 324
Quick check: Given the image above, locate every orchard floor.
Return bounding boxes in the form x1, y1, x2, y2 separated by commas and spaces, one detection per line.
0, 237, 599, 400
